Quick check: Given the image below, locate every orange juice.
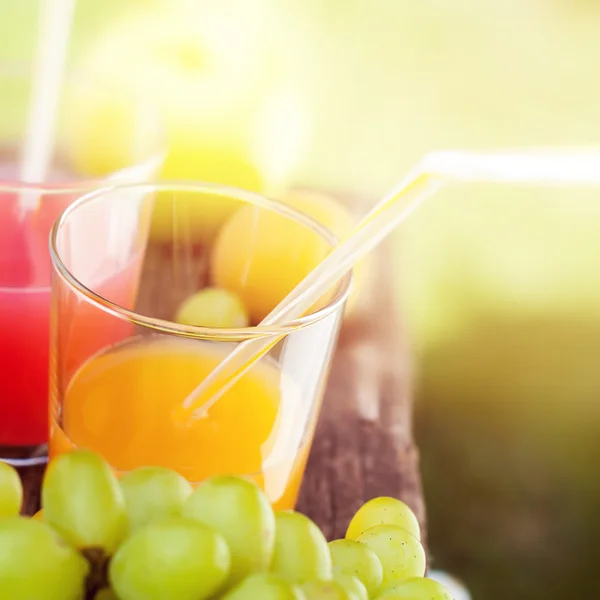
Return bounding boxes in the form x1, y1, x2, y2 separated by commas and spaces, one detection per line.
49, 337, 312, 510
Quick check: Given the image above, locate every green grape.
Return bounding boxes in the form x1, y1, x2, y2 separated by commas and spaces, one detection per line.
356, 525, 426, 589
329, 538, 383, 596
182, 475, 275, 584
221, 573, 307, 599
301, 580, 358, 600
0, 460, 23, 517
0, 517, 89, 600
120, 466, 192, 531
346, 497, 421, 541
376, 577, 454, 600
271, 511, 332, 583
175, 288, 249, 329
333, 574, 368, 600
42, 450, 127, 554
109, 517, 230, 600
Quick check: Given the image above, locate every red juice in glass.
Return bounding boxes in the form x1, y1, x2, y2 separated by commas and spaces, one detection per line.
0, 168, 145, 456
0, 67, 161, 464
0, 186, 69, 446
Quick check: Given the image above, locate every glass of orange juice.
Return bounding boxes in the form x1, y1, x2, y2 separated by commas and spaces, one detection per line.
48, 182, 351, 509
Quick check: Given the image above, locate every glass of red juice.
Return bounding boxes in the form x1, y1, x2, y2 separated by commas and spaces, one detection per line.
0, 65, 163, 465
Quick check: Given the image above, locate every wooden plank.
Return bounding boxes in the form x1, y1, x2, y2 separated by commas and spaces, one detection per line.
296, 234, 425, 539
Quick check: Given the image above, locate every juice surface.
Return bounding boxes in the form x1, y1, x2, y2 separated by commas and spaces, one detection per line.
51, 337, 309, 509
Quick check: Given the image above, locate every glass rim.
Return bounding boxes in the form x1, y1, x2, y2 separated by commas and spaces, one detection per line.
50, 181, 353, 340
0, 61, 165, 193
0, 159, 165, 195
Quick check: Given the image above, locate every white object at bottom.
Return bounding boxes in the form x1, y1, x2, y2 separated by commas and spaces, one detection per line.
428, 570, 472, 600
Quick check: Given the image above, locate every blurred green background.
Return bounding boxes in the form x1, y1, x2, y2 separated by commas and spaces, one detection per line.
4, 0, 600, 597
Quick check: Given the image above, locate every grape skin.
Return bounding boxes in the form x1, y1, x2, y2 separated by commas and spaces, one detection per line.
221, 573, 307, 599
376, 576, 455, 600
356, 524, 426, 589
120, 466, 192, 531
329, 538, 384, 596
0, 517, 89, 600
270, 511, 333, 583
346, 497, 421, 541
109, 517, 230, 600
301, 580, 359, 600
175, 288, 249, 329
333, 573, 369, 600
42, 450, 128, 554
0, 461, 22, 517
183, 476, 275, 585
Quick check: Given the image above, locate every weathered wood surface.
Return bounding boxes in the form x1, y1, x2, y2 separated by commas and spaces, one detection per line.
296, 235, 425, 540
16, 194, 425, 539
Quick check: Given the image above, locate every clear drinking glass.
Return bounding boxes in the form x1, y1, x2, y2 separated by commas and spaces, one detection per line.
0, 65, 163, 465
49, 182, 350, 509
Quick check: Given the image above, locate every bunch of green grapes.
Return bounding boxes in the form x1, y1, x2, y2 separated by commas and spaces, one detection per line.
0, 451, 454, 599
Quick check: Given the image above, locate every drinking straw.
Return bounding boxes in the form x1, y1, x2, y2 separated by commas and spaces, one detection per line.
179, 147, 600, 419
19, 0, 76, 214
